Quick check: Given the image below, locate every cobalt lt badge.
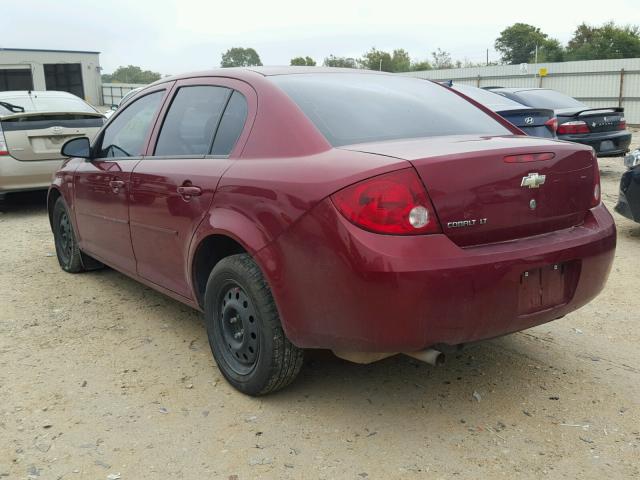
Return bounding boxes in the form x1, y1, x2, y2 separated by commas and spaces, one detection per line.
521, 172, 546, 189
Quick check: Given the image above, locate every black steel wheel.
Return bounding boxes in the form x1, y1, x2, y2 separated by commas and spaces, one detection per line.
52, 197, 84, 273
51, 197, 103, 273
204, 253, 304, 396
218, 282, 261, 374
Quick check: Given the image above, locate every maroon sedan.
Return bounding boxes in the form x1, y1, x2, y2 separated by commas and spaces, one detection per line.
49, 67, 615, 395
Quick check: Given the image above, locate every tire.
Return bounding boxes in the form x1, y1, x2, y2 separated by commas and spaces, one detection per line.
52, 197, 103, 273
204, 253, 304, 396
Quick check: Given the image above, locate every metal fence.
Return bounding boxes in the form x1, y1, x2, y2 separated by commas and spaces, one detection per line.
403, 58, 640, 125
101, 82, 147, 106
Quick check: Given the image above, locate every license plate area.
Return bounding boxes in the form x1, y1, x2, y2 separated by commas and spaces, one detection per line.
600, 140, 615, 151
517, 262, 579, 315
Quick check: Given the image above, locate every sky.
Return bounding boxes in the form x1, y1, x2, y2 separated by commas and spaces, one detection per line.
3, 0, 639, 75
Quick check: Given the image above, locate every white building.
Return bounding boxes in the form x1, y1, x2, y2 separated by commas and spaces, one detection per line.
0, 48, 102, 106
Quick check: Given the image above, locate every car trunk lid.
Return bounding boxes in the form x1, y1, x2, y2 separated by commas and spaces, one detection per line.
558, 107, 625, 133
0, 112, 103, 161
339, 135, 595, 246
496, 107, 555, 138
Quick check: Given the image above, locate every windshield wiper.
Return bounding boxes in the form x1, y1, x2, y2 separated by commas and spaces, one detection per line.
0, 101, 26, 113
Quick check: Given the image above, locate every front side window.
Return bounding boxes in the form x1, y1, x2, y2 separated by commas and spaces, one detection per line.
97, 90, 164, 158
155, 86, 230, 156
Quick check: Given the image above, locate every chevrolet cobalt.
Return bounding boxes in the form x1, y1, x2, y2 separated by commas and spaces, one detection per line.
49, 68, 616, 395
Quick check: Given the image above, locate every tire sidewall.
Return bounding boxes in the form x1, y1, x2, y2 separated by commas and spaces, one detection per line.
52, 198, 78, 272
204, 259, 277, 395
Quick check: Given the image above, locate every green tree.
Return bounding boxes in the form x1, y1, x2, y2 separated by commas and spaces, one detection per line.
566, 22, 640, 60
495, 23, 562, 64
536, 38, 565, 62
359, 48, 412, 72
102, 65, 162, 84
220, 47, 262, 67
360, 48, 393, 71
323, 55, 358, 68
431, 48, 454, 69
410, 60, 432, 71
290, 56, 317, 66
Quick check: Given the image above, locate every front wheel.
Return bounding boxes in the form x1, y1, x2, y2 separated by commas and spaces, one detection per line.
52, 197, 103, 273
204, 254, 303, 396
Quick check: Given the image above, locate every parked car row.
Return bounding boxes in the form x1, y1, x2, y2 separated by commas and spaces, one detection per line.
486, 87, 631, 157
49, 68, 617, 395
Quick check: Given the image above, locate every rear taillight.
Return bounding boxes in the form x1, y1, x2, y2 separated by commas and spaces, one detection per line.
0, 123, 8, 156
504, 152, 555, 163
591, 152, 601, 207
544, 117, 558, 134
331, 169, 441, 235
618, 118, 627, 130
557, 121, 590, 135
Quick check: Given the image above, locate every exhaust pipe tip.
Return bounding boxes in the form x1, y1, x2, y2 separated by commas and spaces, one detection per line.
405, 349, 445, 366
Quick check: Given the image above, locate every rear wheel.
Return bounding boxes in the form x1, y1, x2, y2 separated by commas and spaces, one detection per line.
52, 197, 103, 273
204, 254, 303, 396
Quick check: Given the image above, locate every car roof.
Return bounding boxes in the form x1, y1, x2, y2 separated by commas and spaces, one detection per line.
149, 66, 394, 87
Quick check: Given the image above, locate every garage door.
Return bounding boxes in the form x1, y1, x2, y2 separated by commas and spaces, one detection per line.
0, 68, 34, 91
44, 63, 84, 98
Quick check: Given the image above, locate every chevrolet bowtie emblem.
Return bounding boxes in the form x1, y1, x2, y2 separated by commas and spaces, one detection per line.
521, 172, 546, 189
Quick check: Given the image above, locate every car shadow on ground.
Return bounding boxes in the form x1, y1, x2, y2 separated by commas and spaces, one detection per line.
0, 190, 48, 215
90, 264, 547, 417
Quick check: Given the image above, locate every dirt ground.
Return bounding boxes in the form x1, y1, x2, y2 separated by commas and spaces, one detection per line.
1, 133, 639, 480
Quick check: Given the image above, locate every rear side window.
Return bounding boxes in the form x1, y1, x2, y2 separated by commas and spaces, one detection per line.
270, 73, 511, 147
211, 91, 248, 156
155, 86, 230, 156
98, 90, 164, 158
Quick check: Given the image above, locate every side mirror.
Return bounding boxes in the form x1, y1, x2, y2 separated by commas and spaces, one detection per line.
61, 137, 91, 159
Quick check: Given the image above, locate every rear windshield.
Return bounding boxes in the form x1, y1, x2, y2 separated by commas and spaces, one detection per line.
0, 94, 96, 114
270, 73, 511, 146
452, 84, 525, 110
511, 89, 587, 110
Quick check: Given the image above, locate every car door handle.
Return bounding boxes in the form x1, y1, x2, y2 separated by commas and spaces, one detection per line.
177, 185, 202, 199
109, 179, 125, 193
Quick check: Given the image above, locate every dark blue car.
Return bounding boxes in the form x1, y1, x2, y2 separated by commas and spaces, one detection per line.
487, 87, 631, 157
444, 83, 557, 138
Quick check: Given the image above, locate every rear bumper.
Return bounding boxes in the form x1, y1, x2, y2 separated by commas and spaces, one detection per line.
259, 200, 616, 351
615, 167, 640, 223
0, 155, 62, 194
558, 130, 631, 157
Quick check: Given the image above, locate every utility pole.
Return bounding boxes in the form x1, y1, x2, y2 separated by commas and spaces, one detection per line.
486, 49, 489, 66
379, 59, 382, 71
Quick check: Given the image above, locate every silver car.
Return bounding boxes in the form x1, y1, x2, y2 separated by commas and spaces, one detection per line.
0, 90, 104, 200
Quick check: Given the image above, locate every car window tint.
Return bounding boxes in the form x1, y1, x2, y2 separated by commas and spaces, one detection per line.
270, 73, 511, 147
511, 89, 587, 110
211, 91, 248, 155
155, 86, 230, 156
97, 91, 164, 158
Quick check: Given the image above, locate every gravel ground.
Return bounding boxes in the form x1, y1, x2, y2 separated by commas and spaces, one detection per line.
1, 132, 639, 480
